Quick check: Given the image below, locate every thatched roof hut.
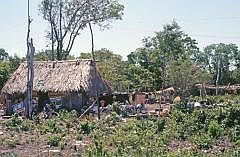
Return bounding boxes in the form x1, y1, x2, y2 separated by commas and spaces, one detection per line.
195, 83, 240, 95
195, 84, 240, 91
1, 60, 111, 96
156, 87, 175, 94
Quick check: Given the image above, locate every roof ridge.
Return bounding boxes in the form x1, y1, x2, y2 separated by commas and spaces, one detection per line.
23, 59, 93, 63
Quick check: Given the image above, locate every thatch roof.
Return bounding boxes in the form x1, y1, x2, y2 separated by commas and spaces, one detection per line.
195, 83, 240, 91
156, 87, 175, 94
1, 60, 111, 96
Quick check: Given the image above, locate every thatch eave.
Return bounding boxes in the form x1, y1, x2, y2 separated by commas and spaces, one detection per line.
1, 60, 111, 96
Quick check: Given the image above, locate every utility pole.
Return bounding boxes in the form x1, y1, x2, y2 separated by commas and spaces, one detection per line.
26, 0, 35, 118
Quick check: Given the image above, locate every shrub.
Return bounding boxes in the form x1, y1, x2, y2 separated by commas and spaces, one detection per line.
59, 109, 78, 122
4, 113, 22, 128
2, 137, 20, 148
208, 120, 222, 138
47, 135, 62, 147
112, 102, 121, 115
0, 152, 18, 157
156, 118, 165, 133
80, 121, 94, 134
229, 125, 240, 142
192, 134, 212, 149
20, 120, 33, 131
47, 119, 61, 133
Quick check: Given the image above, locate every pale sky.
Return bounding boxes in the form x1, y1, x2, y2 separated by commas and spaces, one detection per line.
0, 0, 240, 60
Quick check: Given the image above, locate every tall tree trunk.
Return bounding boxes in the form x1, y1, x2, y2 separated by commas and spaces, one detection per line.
26, 0, 34, 118
49, 7, 54, 61
216, 55, 221, 95
59, 0, 63, 60
89, 23, 95, 61
88, 22, 100, 119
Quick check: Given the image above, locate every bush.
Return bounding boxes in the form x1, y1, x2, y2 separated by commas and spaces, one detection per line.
192, 134, 212, 149
80, 121, 94, 134
47, 119, 61, 133
208, 120, 222, 138
156, 118, 165, 133
47, 135, 62, 147
112, 102, 121, 115
4, 113, 22, 128
59, 109, 78, 122
229, 125, 240, 142
2, 137, 20, 148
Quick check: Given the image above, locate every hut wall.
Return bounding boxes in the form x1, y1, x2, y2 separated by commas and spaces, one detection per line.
62, 92, 87, 111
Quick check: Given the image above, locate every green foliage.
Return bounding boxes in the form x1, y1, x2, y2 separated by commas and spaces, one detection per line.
0, 61, 11, 89
208, 120, 222, 138
2, 99, 240, 156
192, 134, 212, 149
46, 119, 62, 133
4, 113, 22, 128
20, 120, 33, 132
0, 48, 21, 89
112, 101, 121, 115
79, 121, 95, 135
156, 118, 165, 133
40, 0, 124, 60
47, 135, 62, 147
229, 125, 240, 142
1, 138, 21, 148
167, 58, 211, 95
194, 43, 239, 84
59, 109, 78, 121
0, 152, 18, 157
3, 113, 34, 132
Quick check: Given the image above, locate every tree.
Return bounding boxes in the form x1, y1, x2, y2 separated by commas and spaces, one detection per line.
0, 62, 10, 89
0, 49, 22, 89
79, 49, 155, 92
231, 68, 240, 84
0, 48, 9, 61
197, 44, 239, 85
34, 50, 55, 61
166, 58, 211, 96
79, 48, 125, 91
8, 55, 21, 73
129, 21, 199, 90
40, 0, 124, 60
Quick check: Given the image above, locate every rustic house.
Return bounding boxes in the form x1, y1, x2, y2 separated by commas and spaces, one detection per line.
195, 83, 240, 95
1, 60, 111, 114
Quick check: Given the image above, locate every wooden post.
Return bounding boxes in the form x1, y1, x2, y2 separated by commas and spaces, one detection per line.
26, 0, 34, 118
159, 51, 166, 116
69, 93, 72, 110
97, 92, 100, 120
89, 22, 100, 120
216, 54, 221, 95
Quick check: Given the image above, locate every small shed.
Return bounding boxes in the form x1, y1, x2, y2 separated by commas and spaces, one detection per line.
195, 83, 240, 95
1, 60, 111, 115
132, 92, 147, 105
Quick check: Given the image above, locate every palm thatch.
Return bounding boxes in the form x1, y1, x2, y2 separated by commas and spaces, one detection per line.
1, 60, 111, 96
155, 87, 175, 94
195, 83, 240, 91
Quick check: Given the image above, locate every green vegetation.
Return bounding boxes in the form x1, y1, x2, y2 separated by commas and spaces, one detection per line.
1, 100, 240, 156
0, 2, 240, 156
0, 20, 240, 94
